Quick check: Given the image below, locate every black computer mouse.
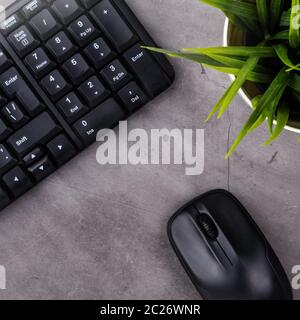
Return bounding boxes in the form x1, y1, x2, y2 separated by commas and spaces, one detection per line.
168, 189, 293, 300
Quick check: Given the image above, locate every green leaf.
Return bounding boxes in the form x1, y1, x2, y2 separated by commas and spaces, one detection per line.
270, 29, 289, 40
289, 0, 300, 48
266, 83, 287, 132
226, 68, 289, 158
210, 66, 273, 83
256, 0, 269, 37
280, 10, 291, 27
249, 96, 266, 131
198, 0, 259, 21
208, 55, 260, 120
181, 46, 276, 57
273, 44, 300, 71
204, 53, 270, 73
270, 0, 284, 30
264, 101, 289, 145
288, 73, 300, 93
142, 47, 224, 67
143, 47, 273, 83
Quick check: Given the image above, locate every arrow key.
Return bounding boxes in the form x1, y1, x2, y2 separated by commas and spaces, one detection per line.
47, 32, 77, 63
23, 147, 44, 167
78, 76, 110, 108
28, 156, 55, 181
2, 166, 33, 198
0, 144, 17, 175
47, 134, 76, 165
41, 70, 71, 101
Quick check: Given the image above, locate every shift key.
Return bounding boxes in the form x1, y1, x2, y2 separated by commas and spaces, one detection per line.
8, 112, 61, 156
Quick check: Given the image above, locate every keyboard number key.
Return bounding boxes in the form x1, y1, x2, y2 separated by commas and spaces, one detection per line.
25, 48, 55, 78
41, 70, 71, 100
68, 15, 99, 46
100, 59, 131, 91
78, 76, 110, 108
47, 32, 77, 63
84, 37, 115, 69
62, 54, 93, 85
57, 92, 88, 123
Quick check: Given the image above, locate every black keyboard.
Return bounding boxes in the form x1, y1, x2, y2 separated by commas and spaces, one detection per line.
0, 0, 174, 210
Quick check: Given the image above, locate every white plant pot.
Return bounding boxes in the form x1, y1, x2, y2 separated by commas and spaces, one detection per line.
223, 18, 300, 134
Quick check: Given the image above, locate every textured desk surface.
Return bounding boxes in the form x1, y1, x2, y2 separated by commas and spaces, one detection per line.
0, 0, 299, 300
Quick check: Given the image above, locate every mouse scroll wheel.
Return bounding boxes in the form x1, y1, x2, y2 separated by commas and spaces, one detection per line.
197, 214, 219, 240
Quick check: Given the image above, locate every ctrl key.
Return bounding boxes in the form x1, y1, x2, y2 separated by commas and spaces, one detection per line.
2, 166, 33, 198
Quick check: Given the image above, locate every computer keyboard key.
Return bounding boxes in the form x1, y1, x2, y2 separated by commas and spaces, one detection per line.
23, 147, 44, 166
57, 92, 88, 123
2, 102, 29, 129
84, 37, 115, 69
28, 156, 55, 181
52, 0, 83, 24
78, 76, 109, 108
0, 14, 22, 36
47, 134, 76, 165
0, 67, 24, 97
8, 112, 61, 156
0, 95, 8, 107
100, 59, 131, 91
0, 187, 10, 210
41, 70, 71, 100
25, 48, 55, 78
80, 0, 98, 9
30, 9, 61, 41
123, 44, 172, 97
62, 54, 93, 85
0, 50, 12, 72
0, 119, 11, 141
68, 15, 99, 47
17, 86, 44, 116
117, 81, 147, 113
8, 26, 39, 57
91, 0, 137, 52
0, 145, 17, 175
73, 98, 125, 145
22, 0, 45, 19
0, 67, 44, 115
47, 32, 77, 63
2, 166, 33, 198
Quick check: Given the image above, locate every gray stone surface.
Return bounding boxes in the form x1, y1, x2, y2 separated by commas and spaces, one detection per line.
0, 0, 299, 300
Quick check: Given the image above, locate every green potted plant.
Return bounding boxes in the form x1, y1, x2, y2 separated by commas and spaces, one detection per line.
146, 0, 300, 157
